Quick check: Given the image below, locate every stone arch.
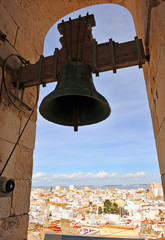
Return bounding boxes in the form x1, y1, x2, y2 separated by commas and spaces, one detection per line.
41, 1, 136, 42
0, 1, 165, 239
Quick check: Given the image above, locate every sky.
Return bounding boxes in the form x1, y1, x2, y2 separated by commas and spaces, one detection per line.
32, 4, 160, 187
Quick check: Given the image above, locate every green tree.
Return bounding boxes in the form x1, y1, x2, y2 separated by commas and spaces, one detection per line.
104, 199, 112, 213
110, 202, 120, 214
103, 200, 120, 214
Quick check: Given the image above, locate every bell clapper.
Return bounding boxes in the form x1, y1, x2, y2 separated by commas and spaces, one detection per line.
72, 97, 79, 132
74, 124, 78, 132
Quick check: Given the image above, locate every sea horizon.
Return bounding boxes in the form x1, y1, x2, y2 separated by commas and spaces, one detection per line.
32, 183, 151, 190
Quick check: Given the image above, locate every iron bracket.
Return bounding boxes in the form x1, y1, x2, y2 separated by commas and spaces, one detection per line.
39, 55, 46, 87
92, 39, 99, 77
109, 38, 116, 73
135, 36, 143, 68
53, 48, 59, 79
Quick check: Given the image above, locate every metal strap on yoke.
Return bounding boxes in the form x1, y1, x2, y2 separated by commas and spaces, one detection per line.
53, 48, 59, 79
76, 15, 81, 61
135, 36, 143, 68
62, 20, 68, 62
81, 12, 89, 61
92, 39, 99, 76
109, 38, 116, 73
69, 17, 72, 58
39, 55, 46, 87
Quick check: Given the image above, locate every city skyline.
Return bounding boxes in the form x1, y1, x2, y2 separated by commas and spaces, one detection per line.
32, 4, 160, 186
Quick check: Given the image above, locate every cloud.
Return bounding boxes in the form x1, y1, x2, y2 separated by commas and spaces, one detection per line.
33, 172, 50, 181
32, 171, 148, 186
122, 171, 148, 178
33, 172, 48, 179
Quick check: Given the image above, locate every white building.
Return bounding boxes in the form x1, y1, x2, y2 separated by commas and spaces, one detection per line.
69, 185, 76, 190
55, 185, 64, 191
150, 182, 163, 197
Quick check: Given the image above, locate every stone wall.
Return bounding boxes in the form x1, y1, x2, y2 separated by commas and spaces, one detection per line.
0, 1, 41, 239
146, 2, 165, 193
0, 0, 164, 239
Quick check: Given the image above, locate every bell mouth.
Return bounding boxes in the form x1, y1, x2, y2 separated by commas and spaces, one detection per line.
39, 94, 111, 127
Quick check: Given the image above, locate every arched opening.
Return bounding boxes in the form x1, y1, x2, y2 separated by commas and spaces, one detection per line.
33, 4, 159, 187
1, 1, 164, 239
28, 4, 162, 238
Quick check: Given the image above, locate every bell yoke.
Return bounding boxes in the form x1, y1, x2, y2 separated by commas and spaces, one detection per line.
14, 13, 146, 132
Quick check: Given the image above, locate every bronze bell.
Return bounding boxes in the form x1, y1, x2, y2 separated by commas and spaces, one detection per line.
39, 61, 111, 131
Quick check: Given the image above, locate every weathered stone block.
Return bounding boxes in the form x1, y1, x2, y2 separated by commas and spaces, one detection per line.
156, 120, 165, 175
150, 3, 165, 69
20, 1, 47, 54
0, 104, 21, 143
76, 0, 91, 8
15, 145, 33, 180
11, 179, 31, 215
23, 86, 39, 111
31, 107, 38, 123
155, 46, 165, 128
157, 2, 165, 43
2, 0, 44, 55
2, 0, 31, 38
50, 0, 68, 21
64, 0, 80, 13
15, 29, 33, 61
0, 139, 33, 179
0, 138, 15, 178
143, 68, 159, 138
19, 116, 36, 150
149, 12, 160, 71
38, 0, 57, 26
0, 4, 18, 46
30, 29, 44, 56
21, 0, 48, 38
0, 214, 29, 240
0, 197, 11, 219
17, 0, 22, 4
158, 1, 165, 22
